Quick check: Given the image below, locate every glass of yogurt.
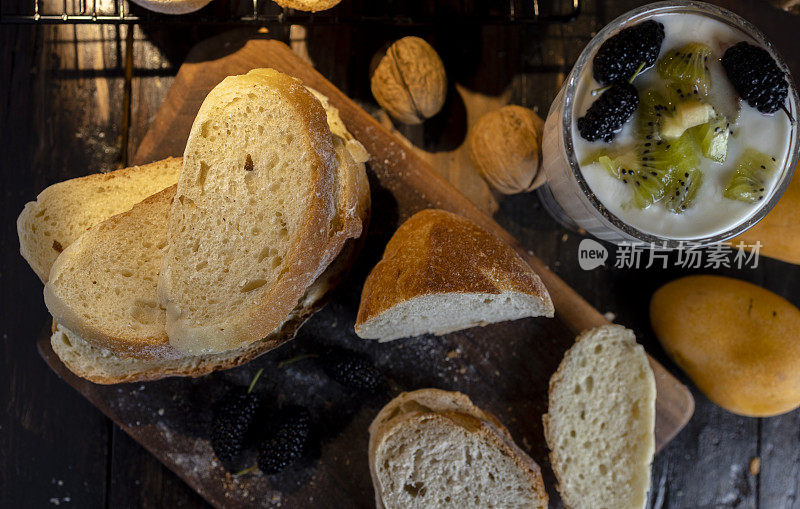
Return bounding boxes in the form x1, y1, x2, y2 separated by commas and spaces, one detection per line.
540, 1, 799, 246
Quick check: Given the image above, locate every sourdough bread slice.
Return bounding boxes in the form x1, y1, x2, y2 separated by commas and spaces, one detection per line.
49, 233, 355, 383
43, 88, 368, 381
158, 68, 345, 355
355, 209, 553, 341
543, 325, 656, 509
44, 186, 176, 359
17, 157, 181, 282
369, 389, 548, 509
44, 83, 366, 362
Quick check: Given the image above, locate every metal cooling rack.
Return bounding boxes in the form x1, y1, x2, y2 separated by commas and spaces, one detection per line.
0, 0, 580, 24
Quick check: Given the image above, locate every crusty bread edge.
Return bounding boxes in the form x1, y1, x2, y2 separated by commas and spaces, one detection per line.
50, 131, 370, 383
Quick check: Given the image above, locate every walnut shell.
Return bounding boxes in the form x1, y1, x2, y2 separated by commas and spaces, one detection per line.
370, 37, 447, 125
468, 105, 544, 194
273, 0, 342, 11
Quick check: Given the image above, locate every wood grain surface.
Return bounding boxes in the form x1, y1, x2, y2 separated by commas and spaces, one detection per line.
4, 1, 800, 507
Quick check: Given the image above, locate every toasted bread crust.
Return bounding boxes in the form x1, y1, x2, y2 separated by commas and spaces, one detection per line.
355, 209, 554, 331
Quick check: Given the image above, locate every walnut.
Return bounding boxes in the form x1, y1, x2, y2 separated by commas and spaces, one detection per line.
468, 105, 544, 194
370, 37, 447, 125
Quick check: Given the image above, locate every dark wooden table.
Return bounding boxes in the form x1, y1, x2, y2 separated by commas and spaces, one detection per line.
2, 1, 799, 507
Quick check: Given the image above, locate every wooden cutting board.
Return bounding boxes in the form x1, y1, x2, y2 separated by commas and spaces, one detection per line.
39, 29, 693, 508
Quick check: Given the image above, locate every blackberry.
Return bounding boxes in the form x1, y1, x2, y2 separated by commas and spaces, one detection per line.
209, 370, 263, 468
722, 41, 788, 114
319, 350, 382, 392
593, 20, 665, 85
577, 82, 639, 142
257, 406, 312, 474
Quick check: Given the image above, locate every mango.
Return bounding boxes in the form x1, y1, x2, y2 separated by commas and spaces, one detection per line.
650, 275, 800, 417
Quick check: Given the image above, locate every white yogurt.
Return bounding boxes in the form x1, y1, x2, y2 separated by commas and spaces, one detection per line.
572, 12, 792, 240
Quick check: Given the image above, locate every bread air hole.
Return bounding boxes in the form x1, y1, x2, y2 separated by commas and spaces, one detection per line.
244, 154, 254, 172
239, 279, 267, 292
403, 482, 426, 497
197, 161, 209, 193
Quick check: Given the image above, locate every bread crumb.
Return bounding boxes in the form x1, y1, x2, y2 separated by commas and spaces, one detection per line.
749, 457, 761, 476
446, 350, 459, 360
561, 233, 568, 242
603, 312, 616, 322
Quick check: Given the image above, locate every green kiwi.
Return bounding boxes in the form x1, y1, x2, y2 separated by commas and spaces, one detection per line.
596, 151, 638, 179
657, 42, 713, 96
585, 90, 709, 211
625, 167, 668, 209
664, 168, 703, 213
723, 149, 778, 203
640, 131, 700, 177
691, 116, 730, 163
594, 151, 665, 209
637, 89, 671, 139
581, 148, 612, 167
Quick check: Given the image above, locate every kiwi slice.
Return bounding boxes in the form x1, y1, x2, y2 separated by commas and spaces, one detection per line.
691, 116, 730, 163
581, 148, 612, 167
723, 149, 778, 203
657, 42, 713, 96
640, 131, 700, 177
665, 168, 703, 213
594, 151, 665, 208
637, 89, 671, 138
625, 167, 668, 209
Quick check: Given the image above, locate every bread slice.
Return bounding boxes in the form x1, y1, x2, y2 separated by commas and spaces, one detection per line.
158, 68, 352, 355
355, 209, 554, 341
543, 325, 656, 509
43, 87, 368, 382
17, 157, 181, 282
49, 234, 355, 383
369, 389, 548, 509
44, 186, 176, 358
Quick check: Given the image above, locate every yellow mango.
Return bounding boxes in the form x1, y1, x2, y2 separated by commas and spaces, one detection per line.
650, 275, 800, 417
